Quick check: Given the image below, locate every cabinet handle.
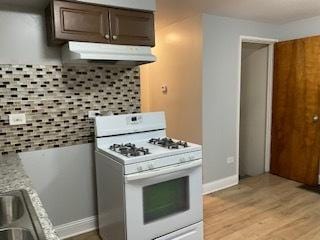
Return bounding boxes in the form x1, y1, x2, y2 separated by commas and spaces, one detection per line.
313, 115, 319, 123
112, 35, 118, 40
105, 34, 110, 40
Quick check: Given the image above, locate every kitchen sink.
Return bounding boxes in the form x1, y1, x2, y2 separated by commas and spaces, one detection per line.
0, 190, 46, 239
0, 228, 34, 240
0, 196, 25, 226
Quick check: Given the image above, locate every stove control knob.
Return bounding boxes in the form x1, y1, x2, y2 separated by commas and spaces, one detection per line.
179, 158, 186, 163
148, 164, 154, 170
137, 166, 143, 172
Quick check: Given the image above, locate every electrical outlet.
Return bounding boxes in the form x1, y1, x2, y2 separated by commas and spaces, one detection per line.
88, 110, 101, 119
9, 113, 26, 125
227, 157, 235, 164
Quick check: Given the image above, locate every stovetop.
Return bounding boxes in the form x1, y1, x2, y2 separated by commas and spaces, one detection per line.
96, 131, 202, 165
109, 143, 150, 157
149, 138, 189, 149
95, 114, 202, 165
108, 138, 190, 158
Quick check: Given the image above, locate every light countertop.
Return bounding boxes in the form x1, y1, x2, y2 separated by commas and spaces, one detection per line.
0, 153, 60, 240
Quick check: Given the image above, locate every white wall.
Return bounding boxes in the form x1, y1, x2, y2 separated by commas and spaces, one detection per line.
20, 144, 97, 226
202, 14, 278, 184
240, 44, 268, 177
278, 15, 320, 40
0, 7, 61, 65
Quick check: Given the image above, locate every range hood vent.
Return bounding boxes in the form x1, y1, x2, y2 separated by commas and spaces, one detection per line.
62, 42, 156, 66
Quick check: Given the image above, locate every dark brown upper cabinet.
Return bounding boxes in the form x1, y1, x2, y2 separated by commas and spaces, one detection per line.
109, 8, 155, 47
46, 0, 110, 45
46, 0, 155, 47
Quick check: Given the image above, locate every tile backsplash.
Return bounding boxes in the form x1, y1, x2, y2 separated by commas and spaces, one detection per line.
0, 64, 141, 154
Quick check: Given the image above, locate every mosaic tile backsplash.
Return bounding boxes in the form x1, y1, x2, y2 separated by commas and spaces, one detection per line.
0, 64, 141, 154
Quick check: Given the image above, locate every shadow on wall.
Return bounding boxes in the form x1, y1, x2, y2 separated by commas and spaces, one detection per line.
20, 143, 97, 226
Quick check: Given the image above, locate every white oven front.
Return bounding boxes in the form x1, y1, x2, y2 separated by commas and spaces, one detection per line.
124, 159, 203, 240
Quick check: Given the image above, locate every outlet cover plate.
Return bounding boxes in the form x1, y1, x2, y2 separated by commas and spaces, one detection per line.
9, 113, 26, 125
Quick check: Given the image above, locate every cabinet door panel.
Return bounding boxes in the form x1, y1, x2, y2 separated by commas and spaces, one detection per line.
53, 0, 109, 43
271, 36, 320, 185
109, 9, 155, 46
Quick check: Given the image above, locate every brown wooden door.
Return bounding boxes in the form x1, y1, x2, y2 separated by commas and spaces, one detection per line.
271, 36, 320, 185
109, 8, 155, 46
51, 0, 110, 44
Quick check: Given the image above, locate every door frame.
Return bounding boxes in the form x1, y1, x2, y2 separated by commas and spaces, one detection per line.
236, 36, 278, 179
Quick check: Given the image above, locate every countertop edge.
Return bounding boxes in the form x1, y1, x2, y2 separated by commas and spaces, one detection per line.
0, 153, 60, 240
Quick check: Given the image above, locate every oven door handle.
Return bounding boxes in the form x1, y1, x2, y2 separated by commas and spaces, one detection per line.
125, 159, 202, 182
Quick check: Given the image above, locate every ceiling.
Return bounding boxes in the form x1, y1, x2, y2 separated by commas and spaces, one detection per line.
156, 0, 320, 29
2, 0, 320, 29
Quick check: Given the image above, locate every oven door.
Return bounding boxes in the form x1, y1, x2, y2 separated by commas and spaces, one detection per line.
124, 159, 203, 240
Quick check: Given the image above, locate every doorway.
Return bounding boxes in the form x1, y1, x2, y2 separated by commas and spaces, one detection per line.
237, 37, 277, 180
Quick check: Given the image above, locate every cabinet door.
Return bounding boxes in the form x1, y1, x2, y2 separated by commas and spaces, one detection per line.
271, 36, 320, 185
52, 0, 110, 44
109, 8, 155, 46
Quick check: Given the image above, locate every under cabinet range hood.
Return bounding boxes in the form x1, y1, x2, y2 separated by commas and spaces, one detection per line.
61, 42, 156, 66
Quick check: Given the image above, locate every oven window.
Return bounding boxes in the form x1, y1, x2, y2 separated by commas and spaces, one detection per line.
143, 177, 189, 224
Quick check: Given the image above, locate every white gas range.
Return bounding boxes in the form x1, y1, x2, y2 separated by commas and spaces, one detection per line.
95, 112, 203, 240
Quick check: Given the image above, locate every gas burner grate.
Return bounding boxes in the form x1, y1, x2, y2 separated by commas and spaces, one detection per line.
109, 143, 150, 157
148, 138, 189, 149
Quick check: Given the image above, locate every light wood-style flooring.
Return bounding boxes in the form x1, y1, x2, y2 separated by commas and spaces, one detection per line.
66, 174, 320, 240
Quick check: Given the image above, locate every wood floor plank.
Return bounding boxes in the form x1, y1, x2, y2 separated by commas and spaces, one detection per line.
66, 174, 320, 240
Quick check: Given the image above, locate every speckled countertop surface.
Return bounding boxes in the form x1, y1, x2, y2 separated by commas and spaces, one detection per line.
0, 153, 60, 240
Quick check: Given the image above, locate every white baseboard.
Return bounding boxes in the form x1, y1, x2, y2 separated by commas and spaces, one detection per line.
55, 216, 98, 239
202, 175, 239, 195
